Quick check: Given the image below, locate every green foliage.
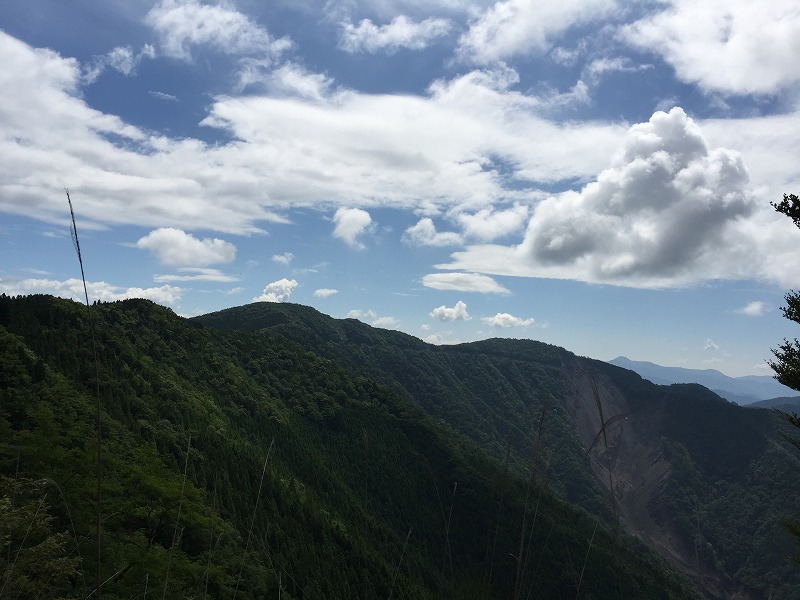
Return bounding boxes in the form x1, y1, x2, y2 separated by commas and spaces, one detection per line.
0, 476, 81, 599
769, 192, 800, 571
772, 193, 800, 229
0, 294, 718, 598
196, 304, 609, 516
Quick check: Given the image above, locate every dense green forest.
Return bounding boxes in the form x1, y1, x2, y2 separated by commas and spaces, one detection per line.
197, 301, 800, 599
0, 295, 797, 598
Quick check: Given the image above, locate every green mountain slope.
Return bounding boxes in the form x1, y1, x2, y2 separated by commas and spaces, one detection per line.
0, 294, 700, 599
196, 301, 800, 600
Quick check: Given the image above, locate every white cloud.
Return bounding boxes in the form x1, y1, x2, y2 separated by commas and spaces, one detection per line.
736, 300, 767, 316
481, 312, 534, 327
6, 30, 800, 294
272, 252, 294, 265
149, 90, 179, 102
346, 308, 397, 327
456, 0, 616, 64
430, 300, 471, 321
145, 0, 291, 61
456, 204, 528, 242
583, 57, 652, 85
332, 207, 373, 249
403, 218, 463, 246
347, 309, 377, 320
136, 228, 236, 267
550, 42, 586, 67
372, 315, 400, 328
443, 108, 758, 288
0, 33, 631, 236
422, 272, 510, 294
0, 277, 182, 305
153, 267, 238, 282
83, 45, 156, 84
253, 278, 298, 302
253, 62, 336, 100
704, 338, 720, 351
622, 0, 800, 95
340, 16, 451, 54
314, 288, 338, 297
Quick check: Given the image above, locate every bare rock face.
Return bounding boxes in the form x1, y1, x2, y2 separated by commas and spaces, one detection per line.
562, 358, 755, 600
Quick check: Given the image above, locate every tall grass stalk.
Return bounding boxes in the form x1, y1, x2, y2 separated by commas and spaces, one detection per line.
203, 479, 219, 600
586, 373, 624, 519
0, 493, 47, 598
162, 434, 191, 599
388, 527, 412, 600
419, 454, 453, 585
520, 454, 551, 597
233, 438, 274, 599
67, 189, 102, 599
484, 439, 511, 586
575, 519, 598, 599
525, 521, 555, 600
443, 481, 456, 579
513, 397, 549, 600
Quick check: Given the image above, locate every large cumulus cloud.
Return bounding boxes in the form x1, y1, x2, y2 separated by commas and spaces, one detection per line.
443, 108, 760, 288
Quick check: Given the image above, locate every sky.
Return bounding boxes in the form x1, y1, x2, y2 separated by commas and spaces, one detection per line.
2, 0, 800, 377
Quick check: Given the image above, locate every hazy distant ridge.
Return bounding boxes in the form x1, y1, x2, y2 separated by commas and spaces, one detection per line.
609, 356, 797, 404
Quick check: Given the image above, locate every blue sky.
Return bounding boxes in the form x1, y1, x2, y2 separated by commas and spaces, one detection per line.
2, 0, 800, 376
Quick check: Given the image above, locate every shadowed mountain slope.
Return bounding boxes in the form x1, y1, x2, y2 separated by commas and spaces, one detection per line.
197, 301, 800, 600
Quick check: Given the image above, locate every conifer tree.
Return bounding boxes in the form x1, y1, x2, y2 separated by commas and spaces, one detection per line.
769, 193, 800, 562
769, 194, 800, 391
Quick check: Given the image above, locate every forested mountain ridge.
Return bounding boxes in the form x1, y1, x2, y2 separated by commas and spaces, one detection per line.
0, 294, 701, 599
197, 301, 800, 599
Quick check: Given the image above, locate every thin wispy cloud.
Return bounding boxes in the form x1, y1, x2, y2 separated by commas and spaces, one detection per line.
340, 16, 452, 54
481, 312, 534, 328
422, 273, 510, 294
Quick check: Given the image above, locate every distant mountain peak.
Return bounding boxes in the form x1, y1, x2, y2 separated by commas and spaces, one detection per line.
608, 356, 797, 404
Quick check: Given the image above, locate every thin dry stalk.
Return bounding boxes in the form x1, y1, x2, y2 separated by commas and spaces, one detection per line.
67, 189, 102, 599
203, 480, 219, 600
586, 373, 618, 518
443, 481, 457, 579
233, 438, 274, 599
525, 521, 555, 600
485, 439, 511, 585
575, 520, 598, 600
388, 527, 412, 600
162, 435, 191, 599
513, 397, 549, 600
0, 493, 48, 598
